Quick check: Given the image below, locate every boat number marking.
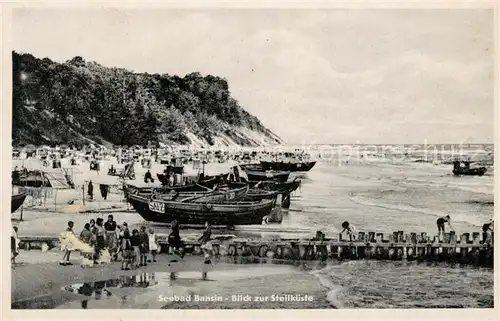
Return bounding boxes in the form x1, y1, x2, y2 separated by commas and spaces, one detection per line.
149, 201, 165, 214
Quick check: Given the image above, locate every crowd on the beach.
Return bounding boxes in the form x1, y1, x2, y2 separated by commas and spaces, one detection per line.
57, 215, 161, 269
10, 214, 214, 275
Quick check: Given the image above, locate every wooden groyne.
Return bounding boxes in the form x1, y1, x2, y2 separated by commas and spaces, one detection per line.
18, 231, 494, 267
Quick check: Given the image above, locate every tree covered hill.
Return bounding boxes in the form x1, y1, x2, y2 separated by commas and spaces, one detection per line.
12, 51, 283, 148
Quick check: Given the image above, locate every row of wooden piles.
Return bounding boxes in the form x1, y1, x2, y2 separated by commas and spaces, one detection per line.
158, 231, 494, 267
17, 231, 494, 267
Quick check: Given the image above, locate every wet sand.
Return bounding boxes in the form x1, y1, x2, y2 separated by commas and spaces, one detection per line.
11, 254, 330, 309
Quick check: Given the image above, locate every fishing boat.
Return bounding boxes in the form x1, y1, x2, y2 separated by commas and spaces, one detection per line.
127, 183, 249, 203
260, 160, 316, 172
126, 194, 275, 226
242, 189, 279, 201
238, 163, 261, 171
452, 161, 487, 176
12, 170, 52, 187
242, 189, 291, 209
11, 193, 27, 213
246, 178, 301, 193
124, 183, 211, 197
245, 169, 290, 183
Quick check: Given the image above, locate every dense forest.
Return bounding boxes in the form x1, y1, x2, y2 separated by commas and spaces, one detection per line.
12, 51, 282, 147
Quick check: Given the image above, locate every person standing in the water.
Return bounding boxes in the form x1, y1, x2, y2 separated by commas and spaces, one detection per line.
482, 219, 494, 244
437, 215, 454, 237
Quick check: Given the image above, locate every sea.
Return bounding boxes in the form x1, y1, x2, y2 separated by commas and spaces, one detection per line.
139, 143, 495, 308
284, 144, 494, 308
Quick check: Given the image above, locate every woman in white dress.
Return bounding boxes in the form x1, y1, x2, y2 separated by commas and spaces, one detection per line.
148, 228, 159, 262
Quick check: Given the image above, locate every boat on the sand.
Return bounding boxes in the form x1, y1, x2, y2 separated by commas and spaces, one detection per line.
127, 183, 249, 203
126, 193, 275, 226
11, 193, 27, 213
246, 179, 301, 193
245, 169, 290, 183
241, 188, 291, 209
260, 160, 316, 172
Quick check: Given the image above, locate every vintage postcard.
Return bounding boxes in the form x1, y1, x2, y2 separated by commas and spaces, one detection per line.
2, 1, 498, 320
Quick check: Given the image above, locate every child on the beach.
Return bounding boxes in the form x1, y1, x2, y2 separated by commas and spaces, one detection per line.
168, 220, 183, 279
148, 228, 159, 263
60, 221, 75, 266
198, 221, 214, 280
80, 223, 92, 244
130, 229, 141, 268
139, 226, 149, 266
119, 224, 133, 270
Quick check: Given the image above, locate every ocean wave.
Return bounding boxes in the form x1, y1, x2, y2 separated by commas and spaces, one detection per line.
308, 260, 493, 308
348, 193, 486, 227
309, 265, 346, 308
399, 178, 494, 195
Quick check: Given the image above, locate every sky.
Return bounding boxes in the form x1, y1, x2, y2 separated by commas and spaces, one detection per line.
11, 8, 495, 144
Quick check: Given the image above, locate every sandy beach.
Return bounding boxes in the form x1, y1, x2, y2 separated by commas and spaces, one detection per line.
12, 253, 331, 309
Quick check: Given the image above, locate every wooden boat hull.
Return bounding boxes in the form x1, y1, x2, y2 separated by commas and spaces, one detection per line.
242, 189, 292, 208
13, 171, 52, 187
245, 170, 290, 183
260, 161, 316, 172
247, 179, 301, 193
12, 193, 27, 213
126, 194, 275, 225
125, 184, 206, 196
129, 184, 249, 203
242, 190, 279, 201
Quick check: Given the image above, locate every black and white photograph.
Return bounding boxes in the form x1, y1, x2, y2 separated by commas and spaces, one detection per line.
4, 1, 497, 314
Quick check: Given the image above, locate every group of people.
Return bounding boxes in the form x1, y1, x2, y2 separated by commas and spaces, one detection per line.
59, 215, 160, 268
56, 215, 215, 277
116, 223, 159, 270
